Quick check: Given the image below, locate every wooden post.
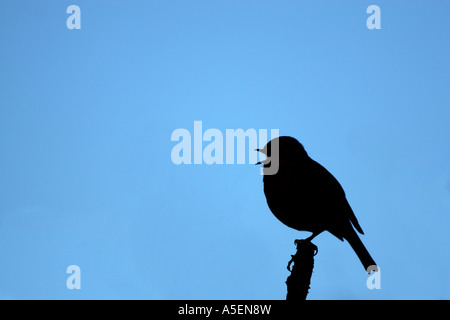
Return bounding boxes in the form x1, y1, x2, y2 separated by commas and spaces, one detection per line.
286, 239, 318, 300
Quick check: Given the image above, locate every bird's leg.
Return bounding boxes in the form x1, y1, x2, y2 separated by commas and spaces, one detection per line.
294, 232, 320, 246
305, 232, 319, 242
289, 235, 319, 271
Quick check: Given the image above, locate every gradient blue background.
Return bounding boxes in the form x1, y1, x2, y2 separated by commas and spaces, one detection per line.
0, 1, 449, 299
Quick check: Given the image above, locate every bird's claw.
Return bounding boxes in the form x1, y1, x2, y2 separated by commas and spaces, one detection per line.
287, 255, 294, 271
294, 239, 318, 256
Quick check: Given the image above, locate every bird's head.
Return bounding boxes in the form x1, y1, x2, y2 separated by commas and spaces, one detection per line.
255, 136, 307, 167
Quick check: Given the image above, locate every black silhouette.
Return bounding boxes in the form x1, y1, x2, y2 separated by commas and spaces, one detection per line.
286, 240, 318, 300
256, 136, 376, 272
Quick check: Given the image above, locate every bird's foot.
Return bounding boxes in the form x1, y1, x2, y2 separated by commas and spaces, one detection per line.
287, 240, 319, 271
294, 239, 318, 256
287, 255, 295, 272
294, 232, 319, 245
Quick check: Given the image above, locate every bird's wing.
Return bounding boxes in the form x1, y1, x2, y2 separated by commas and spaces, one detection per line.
309, 159, 364, 235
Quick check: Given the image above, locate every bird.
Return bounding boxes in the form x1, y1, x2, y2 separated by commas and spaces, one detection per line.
256, 136, 377, 273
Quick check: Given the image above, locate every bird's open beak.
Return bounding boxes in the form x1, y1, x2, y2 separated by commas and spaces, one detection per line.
255, 148, 262, 166
255, 148, 269, 165
255, 149, 262, 165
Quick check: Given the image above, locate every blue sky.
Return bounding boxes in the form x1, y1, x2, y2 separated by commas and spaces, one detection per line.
0, 1, 449, 299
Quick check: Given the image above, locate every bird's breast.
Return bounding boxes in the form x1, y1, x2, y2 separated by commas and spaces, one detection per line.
262, 169, 321, 232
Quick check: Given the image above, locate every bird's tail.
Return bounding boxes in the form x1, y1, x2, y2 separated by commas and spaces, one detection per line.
345, 229, 377, 273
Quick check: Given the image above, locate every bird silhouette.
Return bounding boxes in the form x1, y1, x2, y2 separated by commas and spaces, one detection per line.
256, 136, 376, 273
